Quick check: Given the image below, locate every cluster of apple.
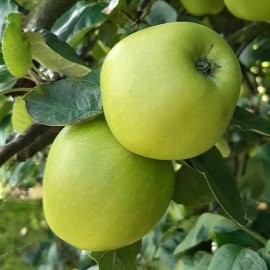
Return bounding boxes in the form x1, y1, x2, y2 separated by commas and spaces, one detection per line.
43, 21, 242, 251
181, 0, 270, 22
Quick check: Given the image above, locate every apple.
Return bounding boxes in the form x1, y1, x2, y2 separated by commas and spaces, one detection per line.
101, 22, 241, 160
224, 0, 270, 22
43, 118, 174, 251
181, 0, 224, 16
12, 96, 33, 133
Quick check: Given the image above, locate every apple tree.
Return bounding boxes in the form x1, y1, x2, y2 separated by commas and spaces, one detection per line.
1, 0, 270, 269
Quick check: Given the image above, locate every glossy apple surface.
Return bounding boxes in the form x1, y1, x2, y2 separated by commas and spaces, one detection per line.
224, 0, 270, 21
101, 22, 241, 160
43, 118, 174, 251
181, 0, 224, 16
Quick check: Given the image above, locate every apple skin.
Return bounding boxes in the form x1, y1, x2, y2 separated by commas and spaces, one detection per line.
181, 0, 224, 16
224, 0, 270, 22
101, 22, 241, 160
43, 118, 174, 251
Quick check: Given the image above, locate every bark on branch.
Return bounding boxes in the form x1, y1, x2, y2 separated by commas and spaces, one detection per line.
0, 124, 48, 166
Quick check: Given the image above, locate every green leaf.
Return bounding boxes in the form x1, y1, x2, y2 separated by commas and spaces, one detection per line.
0, 95, 12, 122
0, 46, 4, 65
2, 13, 32, 78
0, 65, 17, 93
173, 165, 213, 207
191, 147, 247, 226
83, 69, 101, 85
258, 240, 270, 268
146, 0, 177, 25
12, 96, 34, 133
174, 213, 263, 255
208, 244, 267, 270
90, 240, 141, 270
26, 31, 90, 77
0, 0, 18, 39
174, 251, 211, 270
0, 87, 29, 96
254, 144, 270, 203
239, 33, 270, 68
147, 260, 171, 270
52, 2, 109, 47
232, 106, 270, 136
102, 0, 120, 15
24, 79, 102, 126
239, 158, 266, 200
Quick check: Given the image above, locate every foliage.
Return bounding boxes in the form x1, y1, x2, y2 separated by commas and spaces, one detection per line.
1, 0, 270, 269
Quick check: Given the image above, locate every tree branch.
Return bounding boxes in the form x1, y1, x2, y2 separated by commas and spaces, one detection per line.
0, 124, 48, 166
17, 127, 62, 161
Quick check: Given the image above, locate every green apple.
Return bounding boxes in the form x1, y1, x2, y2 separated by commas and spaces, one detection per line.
43, 118, 174, 251
12, 96, 33, 133
101, 22, 241, 160
181, 0, 224, 16
224, 0, 270, 22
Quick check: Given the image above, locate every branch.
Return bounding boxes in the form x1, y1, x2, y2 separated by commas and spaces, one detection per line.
25, 0, 77, 30
17, 127, 62, 161
0, 124, 48, 166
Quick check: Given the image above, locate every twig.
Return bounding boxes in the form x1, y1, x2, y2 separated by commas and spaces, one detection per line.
17, 127, 62, 161
0, 124, 48, 166
134, 0, 151, 29
28, 69, 43, 85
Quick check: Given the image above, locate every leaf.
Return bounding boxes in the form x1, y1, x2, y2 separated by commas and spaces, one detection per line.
239, 33, 270, 68
0, 95, 12, 122
26, 31, 90, 78
174, 213, 263, 255
0, 46, 4, 65
0, 65, 17, 93
254, 144, 270, 202
258, 240, 270, 268
208, 244, 267, 270
146, 1, 177, 25
24, 79, 102, 126
239, 158, 266, 200
52, 2, 109, 46
191, 147, 247, 226
2, 13, 32, 77
215, 137, 231, 158
232, 106, 270, 136
12, 96, 33, 133
174, 251, 211, 270
173, 165, 213, 207
103, 0, 120, 15
0, 87, 30, 96
83, 69, 101, 85
90, 240, 141, 270
0, 0, 18, 39
148, 260, 171, 270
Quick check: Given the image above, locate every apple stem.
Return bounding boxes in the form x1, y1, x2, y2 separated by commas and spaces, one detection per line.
196, 58, 221, 77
